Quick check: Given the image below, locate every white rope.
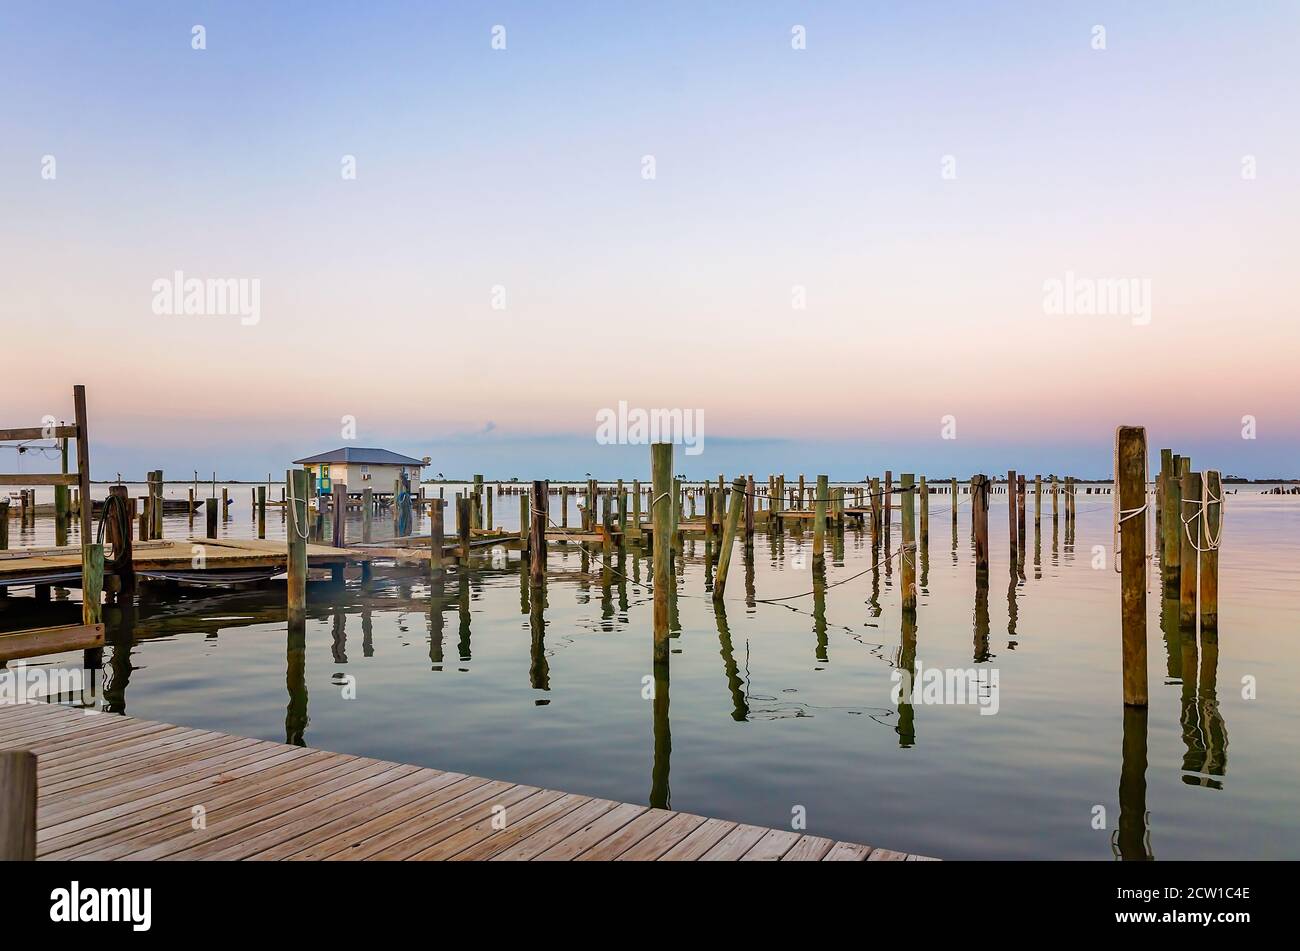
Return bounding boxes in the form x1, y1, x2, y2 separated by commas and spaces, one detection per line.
286, 473, 311, 541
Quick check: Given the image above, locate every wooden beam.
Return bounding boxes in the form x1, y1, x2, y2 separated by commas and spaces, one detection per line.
0, 426, 79, 441
0, 473, 79, 486
0, 622, 105, 663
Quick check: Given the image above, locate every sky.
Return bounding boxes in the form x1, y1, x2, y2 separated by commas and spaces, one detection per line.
2, 1, 1297, 480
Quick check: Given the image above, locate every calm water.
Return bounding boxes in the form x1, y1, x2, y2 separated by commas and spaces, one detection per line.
6, 482, 1300, 859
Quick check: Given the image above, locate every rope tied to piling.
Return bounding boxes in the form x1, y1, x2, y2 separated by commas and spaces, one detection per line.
286, 473, 312, 541
1180, 471, 1224, 553
1111, 430, 1153, 585
95, 490, 133, 576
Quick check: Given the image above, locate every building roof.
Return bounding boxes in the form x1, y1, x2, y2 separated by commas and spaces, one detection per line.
292, 447, 426, 467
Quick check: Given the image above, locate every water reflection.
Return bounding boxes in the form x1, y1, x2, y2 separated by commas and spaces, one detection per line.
286, 614, 308, 746
1115, 705, 1153, 860
713, 601, 749, 721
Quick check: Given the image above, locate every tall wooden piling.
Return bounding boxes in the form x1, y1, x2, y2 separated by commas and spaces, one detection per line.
1034, 475, 1042, 527
205, 498, 218, 539
971, 474, 989, 574
919, 476, 929, 548
631, 480, 642, 539
651, 444, 673, 662
361, 487, 372, 543
153, 469, 164, 537
257, 485, 266, 539
1116, 426, 1148, 706
744, 474, 755, 548
1007, 469, 1018, 557
430, 498, 445, 578
1162, 452, 1181, 585
1017, 474, 1026, 561
713, 477, 746, 601
286, 469, 309, 618
883, 470, 892, 533
813, 474, 828, 566
529, 481, 547, 585
459, 496, 472, 565
1179, 468, 1202, 628
332, 482, 346, 549
106, 484, 135, 597
900, 474, 917, 611
0, 750, 37, 861
869, 477, 881, 548
1200, 470, 1221, 631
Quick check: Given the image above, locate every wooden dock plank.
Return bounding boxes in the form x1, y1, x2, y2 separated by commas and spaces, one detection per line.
0, 702, 932, 861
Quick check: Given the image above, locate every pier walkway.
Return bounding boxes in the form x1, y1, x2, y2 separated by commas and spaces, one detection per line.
0, 701, 934, 862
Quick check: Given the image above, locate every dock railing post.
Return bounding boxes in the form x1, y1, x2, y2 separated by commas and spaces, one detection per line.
1116, 426, 1148, 706
0, 751, 37, 861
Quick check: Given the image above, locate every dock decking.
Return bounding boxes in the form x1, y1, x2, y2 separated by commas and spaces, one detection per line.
0, 701, 933, 862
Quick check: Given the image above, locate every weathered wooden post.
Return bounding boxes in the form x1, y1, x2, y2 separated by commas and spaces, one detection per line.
287, 469, 309, 618
332, 482, 346, 549
429, 498, 445, 578
900, 474, 917, 611
361, 487, 372, 543
486, 485, 494, 530
813, 474, 828, 566
458, 495, 472, 565
951, 477, 959, 528
1017, 474, 1027, 562
257, 485, 267, 539
153, 469, 164, 537
919, 476, 929, 548
869, 477, 881, 548
1201, 470, 1221, 631
106, 484, 134, 598
221, 485, 229, 522
1007, 469, 1018, 558
529, 481, 547, 585
205, 497, 218, 538
971, 474, 989, 574
714, 477, 746, 601
631, 479, 642, 539
1162, 453, 1181, 586
1051, 475, 1059, 521
561, 484, 570, 528
744, 474, 755, 548
1034, 475, 1042, 527
0, 751, 37, 861
1179, 467, 1202, 628
1116, 426, 1148, 706
883, 470, 893, 533
651, 443, 673, 662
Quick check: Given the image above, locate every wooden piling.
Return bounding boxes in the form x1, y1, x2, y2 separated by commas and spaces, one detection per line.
287, 469, 309, 617
1007, 469, 1018, 557
362, 487, 372, 543
153, 469, 164, 537
1034, 475, 1042, 527
971, 474, 989, 574
919, 476, 929, 548
631, 480, 642, 539
651, 444, 673, 662
1162, 452, 1181, 585
256, 485, 266, 539
81, 542, 103, 626
1017, 474, 1026, 560
106, 484, 135, 597
429, 498, 445, 578
459, 496, 472, 564
332, 482, 346, 548
813, 474, 828, 565
205, 498, 218, 539
744, 474, 755, 548
714, 477, 746, 601
0, 751, 37, 861
1200, 470, 1221, 631
529, 481, 547, 585
900, 474, 917, 611
1116, 426, 1148, 706
1179, 467, 1201, 628
221, 486, 229, 522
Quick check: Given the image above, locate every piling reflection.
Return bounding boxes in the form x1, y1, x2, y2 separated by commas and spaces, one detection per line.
812, 560, 828, 664
1180, 627, 1228, 787
457, 571, 471, 663
896, 609, 917, 748
102, 603, 135, 715
1115, 705, 1153, 860
713, 601, 749, 721
285, 613, 308, 746
973, 574, 992, 663
528, 578, 550, 697
428, 575, 445, 669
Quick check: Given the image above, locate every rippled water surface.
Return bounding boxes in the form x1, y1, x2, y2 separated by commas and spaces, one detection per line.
6, 482, 1299, 859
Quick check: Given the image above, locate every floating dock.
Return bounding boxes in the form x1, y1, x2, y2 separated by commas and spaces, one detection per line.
0, 701, 933, 862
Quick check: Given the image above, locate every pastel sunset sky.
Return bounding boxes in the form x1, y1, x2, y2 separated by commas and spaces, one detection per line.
2, 2, 1297, 479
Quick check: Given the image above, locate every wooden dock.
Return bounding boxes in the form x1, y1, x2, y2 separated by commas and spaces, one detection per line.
0, 701, 933, 862
0, 538, 357, 587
